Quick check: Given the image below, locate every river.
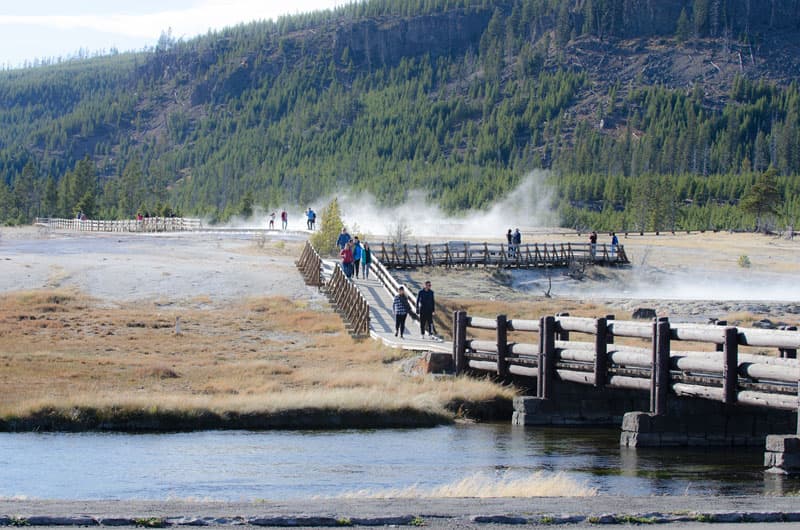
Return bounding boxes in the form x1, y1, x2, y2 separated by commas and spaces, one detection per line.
2, 424, 797, 500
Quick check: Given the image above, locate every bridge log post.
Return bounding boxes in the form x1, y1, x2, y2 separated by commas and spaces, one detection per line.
715, 320, 728, 352
556, 312, 570, 341
651, 317, 671, 416
453, 311, 468, 375
723, 326, 739, 404
779, 326, 798, 359
594, 317, 608, 388
605, 314, 615, 345
496, 314, 509, 378
538, 316, 556, 400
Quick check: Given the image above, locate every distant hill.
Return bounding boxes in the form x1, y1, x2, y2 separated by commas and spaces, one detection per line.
0, 0, 798, 231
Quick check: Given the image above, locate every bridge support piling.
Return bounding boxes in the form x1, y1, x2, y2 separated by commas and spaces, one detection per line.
496, 315, 509, 378
651, 317, 671, 416
537, 316, 556, 399
594, 317, 608, 388
453, 311, 468, 375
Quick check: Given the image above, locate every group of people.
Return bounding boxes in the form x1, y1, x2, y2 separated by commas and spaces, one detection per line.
336, 226, 437, 341
267, 210, 290, 230
262, 208, 315, 231
337, 228, 372, 280
392, 281, 436, 340
589, 230, 619, 258
506, 228, 521, 257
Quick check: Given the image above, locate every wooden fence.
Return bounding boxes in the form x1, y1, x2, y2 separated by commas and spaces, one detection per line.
296, 241, 324, 288
325, 263, 370, 337
377, 241, 628, 268
295, 241, 369, 337
35, 217, 203, 232
453, 311, 800, 419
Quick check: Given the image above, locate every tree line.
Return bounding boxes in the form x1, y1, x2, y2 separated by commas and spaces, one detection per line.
0, 0, 798, 231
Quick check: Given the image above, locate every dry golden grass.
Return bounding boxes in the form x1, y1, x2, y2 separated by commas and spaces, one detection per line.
0, 289, 514, 426
340, 471, 597, 498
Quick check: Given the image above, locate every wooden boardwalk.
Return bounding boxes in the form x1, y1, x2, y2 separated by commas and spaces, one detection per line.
376, 241, 629, 269
319, 257, 451, 353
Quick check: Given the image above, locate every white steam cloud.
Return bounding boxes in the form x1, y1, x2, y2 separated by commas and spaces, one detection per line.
337, 170, 559, 240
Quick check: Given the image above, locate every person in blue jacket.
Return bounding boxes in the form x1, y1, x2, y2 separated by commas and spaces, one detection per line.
352, 237, 363, 278
336, 228, 351, 250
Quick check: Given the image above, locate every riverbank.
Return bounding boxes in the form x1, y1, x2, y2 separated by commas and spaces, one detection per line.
4, 496, 800, 528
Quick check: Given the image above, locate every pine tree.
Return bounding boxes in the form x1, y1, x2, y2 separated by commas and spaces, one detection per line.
310, 197, 344, 256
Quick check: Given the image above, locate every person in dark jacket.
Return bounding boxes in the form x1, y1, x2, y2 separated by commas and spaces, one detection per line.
362, 242, 372, 279
416, 281, 435, 338
393, 286, 411, 339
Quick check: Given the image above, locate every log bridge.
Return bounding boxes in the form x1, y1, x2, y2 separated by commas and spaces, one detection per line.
376, 241, 629, 269
453, 311, 800, 474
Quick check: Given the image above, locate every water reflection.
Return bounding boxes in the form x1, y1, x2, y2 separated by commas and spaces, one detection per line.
1, 425, 798, 500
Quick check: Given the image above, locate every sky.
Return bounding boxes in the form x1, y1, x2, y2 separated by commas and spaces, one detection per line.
0, 0, 349, 68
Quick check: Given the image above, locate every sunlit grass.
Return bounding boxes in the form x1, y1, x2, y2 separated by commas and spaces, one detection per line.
339, 471, 597, 498
0, 290, 515, 427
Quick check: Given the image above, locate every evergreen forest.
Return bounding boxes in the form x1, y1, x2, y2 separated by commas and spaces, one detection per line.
0, 0, 799, 232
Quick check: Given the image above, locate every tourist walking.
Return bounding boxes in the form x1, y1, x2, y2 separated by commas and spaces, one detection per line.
352, 237, 363, 278
589, 231, 598, 259
281, 210, 288, 230
306, 208, 316, 230
393, 286, 411, 339
336, 228, 352, 251
416, 280, 435, 339
362, 242, 372, 279
340, 241, 354, 279
268, 212, 276, 229
506, 229, 514, 257
512, 228, 521, 257
610, 232, 618, 258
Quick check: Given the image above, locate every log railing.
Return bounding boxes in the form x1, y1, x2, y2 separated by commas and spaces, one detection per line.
296, 241, 324, 288
325, 262, 370, 337
369, 256, 419, 321
453, 311, 800, 420
377, 241, 628, 268
35, 217, 203, 232
295, 241, 369, 337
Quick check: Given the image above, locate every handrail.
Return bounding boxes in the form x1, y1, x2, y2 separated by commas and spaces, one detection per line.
325, 263, 370, 336
35, 217, 203, 232
376, 241, 628, 268
296, 241, 369, 337
369, 255, 418, 321
295, 241, 324, 288
453, 311, 800, 418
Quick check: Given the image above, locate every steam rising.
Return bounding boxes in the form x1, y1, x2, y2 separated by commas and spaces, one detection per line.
335, 170, 558, 239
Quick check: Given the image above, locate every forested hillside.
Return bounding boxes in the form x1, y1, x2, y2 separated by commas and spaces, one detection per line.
1, 0, 799, 231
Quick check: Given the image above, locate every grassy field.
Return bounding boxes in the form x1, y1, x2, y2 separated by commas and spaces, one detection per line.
1, 228, 798, 432
0, 289, 516, 431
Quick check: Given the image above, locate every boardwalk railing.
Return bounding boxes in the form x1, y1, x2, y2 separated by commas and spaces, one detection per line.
296, 241, 324, 288
453, 311, 800, 418
369, 256, 419, 320
325, 263, 370, 337
35, 217, 203, 232
295, 241, 369, 337
377, 241, 628, 269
